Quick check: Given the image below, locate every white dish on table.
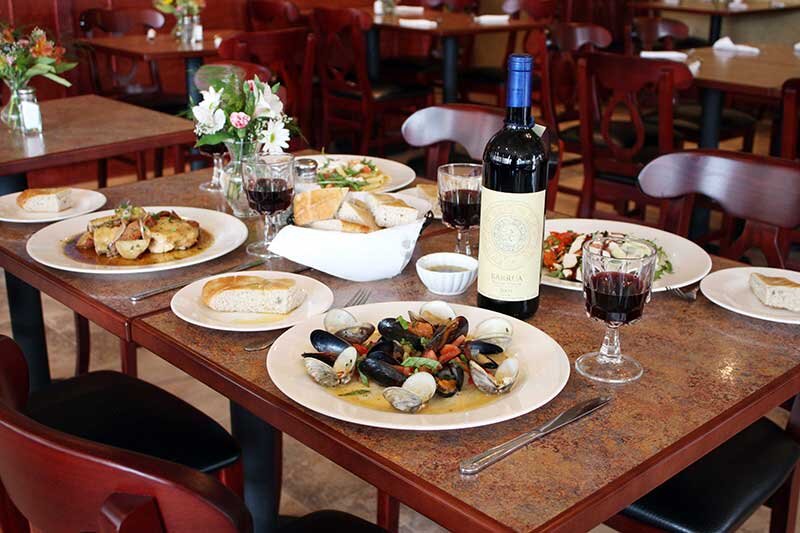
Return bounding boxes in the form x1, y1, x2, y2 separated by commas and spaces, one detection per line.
700, 267, 800, 325
171, 271, 334, 332
267, 301, 570, 431
299, 154, 416, 193
0, 188, 106, 223
416, 252, 478, 295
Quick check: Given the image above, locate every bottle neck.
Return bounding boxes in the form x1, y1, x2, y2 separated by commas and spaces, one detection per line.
505, 106, 533, 127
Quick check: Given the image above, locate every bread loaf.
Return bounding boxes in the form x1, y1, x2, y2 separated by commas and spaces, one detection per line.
16, 188, 72, 212
293, 188, 348, 227
202, 276, 305, 314
365, 193, 418, 228
750, 273, 800, 312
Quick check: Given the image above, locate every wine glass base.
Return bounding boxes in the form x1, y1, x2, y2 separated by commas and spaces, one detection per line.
199, 181, 222, 192
246, 242, 276, 259
575, 352, 643, 384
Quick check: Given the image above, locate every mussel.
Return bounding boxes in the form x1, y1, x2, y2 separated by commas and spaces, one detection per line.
470, 358, 519, 395
428, 316, 469, 352
383, 372, 436, 413
358, 355, 407, 387
310, 329, 351, 355
323, 309, 375, 345
377, 318, 423, 350
434, 363, 464, 397
304, 347, 357, 387
464, 339, 504, 369
367, 339, 403, 363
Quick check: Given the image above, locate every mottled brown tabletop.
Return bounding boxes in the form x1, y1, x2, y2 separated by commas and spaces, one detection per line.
0, 95, 195, 176
132, 229, 800, 532
365, 8, 540, 37
77, 30, 239, 61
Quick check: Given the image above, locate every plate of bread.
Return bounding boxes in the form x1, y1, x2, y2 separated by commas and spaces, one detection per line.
171, 271, 334, 332
0, 187, 106, 223
700, 267, 800, 324
26, 205, 248, 275
302, 155, 416, 193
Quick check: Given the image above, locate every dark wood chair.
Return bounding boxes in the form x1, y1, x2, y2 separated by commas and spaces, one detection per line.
246, 0, 304, 30
312, 7, 432, 155
638, 150, 800, 269
781, 78, 799, 161
576, 51, 692, 219
626, 16, 756, 153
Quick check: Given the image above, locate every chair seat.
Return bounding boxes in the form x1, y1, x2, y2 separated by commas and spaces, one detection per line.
381, 55, 441, 72
26, 370, 240, 473
643, 103, 756, 136
279, 510, 384, 532
560, 122, 683, 154
333, 82, 431, 102
623, 418, 800, 533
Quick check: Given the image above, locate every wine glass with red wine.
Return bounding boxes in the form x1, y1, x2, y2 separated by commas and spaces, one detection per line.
575, 235, 657, 384
243, 154, 295, 259
437, 163, 482, 256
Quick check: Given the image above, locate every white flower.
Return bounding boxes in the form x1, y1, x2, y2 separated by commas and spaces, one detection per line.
253, 88, 284, 119
260, 120, 290, 154
198, 86, 223, 111
192, 105, 226, 135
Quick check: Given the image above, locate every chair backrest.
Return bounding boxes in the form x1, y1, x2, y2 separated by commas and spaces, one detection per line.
79, 7, 165, 37
625, 16, 689, 54
782, 78, 799, 161
0, 336, 251, 533
639, 151, 800, 267
246, 0, 303, 31
312, 8, 373, 101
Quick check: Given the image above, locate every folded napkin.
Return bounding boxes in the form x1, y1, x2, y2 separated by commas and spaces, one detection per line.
663, 0, 680, 5
687, 59, 701, 77
794, 42, 800, 53
474, 14, 511, 25
713, 36, 760, 55
394, 5, 425, 15
728, 1, 749, 10
398, 18, 438, 29
640, 50, 689, 62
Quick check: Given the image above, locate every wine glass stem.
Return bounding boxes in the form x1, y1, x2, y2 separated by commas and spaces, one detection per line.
264, 214, 274, 248
599, 325, 622, 363
457, 229, 472, 256
212, 153, 224, 187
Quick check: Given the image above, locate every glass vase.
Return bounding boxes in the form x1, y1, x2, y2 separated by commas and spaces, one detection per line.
222, 139, 260, 218
1, 81, 27, 131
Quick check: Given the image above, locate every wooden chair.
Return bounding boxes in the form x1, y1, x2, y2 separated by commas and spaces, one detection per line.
626, 16, 756, 153
246, 0, 304, 30
312, 7, 432, 155
576, 51, 692, 219
781, 78, 799, 161
401, 103, 562, 209
638, 150, 800, 269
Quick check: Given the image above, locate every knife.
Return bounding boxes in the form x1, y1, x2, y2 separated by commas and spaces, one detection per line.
459, 396, 612, 475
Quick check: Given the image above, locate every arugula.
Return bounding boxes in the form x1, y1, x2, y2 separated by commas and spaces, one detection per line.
338, 389, 371, 397
401, 357, 441, 371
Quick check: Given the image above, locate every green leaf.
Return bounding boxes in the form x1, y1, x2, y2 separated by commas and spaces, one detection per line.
401, 357, 440, 371
195, 132, 233, 147
338, 389, 370, 397
358, 367, 369, 387
53, 61, 78, 73
42, 72, 72, 87
396, 316, 409, 330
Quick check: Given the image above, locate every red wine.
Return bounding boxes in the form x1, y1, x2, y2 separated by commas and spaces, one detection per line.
246, 179, 293, 214
477, 54, 548, 320
440, 189, 480, 229
584, 272, 648, 325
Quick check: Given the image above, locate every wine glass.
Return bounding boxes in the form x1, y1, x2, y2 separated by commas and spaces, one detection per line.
575, 235, 657, 384
198, 143, 226, 192
437, 163, 482, 256
243, 154, 295, 259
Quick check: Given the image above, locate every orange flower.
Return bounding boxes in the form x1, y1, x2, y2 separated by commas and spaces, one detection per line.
52, 45, 65, 62
2, 28, 14, 44
30, 35, 54, 58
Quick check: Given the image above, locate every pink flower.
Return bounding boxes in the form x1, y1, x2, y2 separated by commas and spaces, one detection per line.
230, 112, 250, 129
245, 80, 256, 92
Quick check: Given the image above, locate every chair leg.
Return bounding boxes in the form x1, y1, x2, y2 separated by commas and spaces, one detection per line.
74, 313, 90, 376
135, 152, 147, 181
120, 339, 137, 377
97, 159, 108, 189
216, 460, 244, 499
377, 491, 400, 533
742, 127, 755, 153
154, 148, 165, 178
360, 112, 374, 155
0, 479, 29, 533
174, 145, 186, 175
769, 467, 800, 533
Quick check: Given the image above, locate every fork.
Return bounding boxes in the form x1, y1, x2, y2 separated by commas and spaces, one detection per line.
666, 285, 699, 302
243, 288, 372, 352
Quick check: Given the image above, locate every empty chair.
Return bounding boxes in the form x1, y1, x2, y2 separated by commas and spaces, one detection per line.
246, 0, 304, 30
781, 78, 799, 161
638, 151, 800, 268
313, 7, 432, 155
624, 15, 707, 51
576, 52, 691, 219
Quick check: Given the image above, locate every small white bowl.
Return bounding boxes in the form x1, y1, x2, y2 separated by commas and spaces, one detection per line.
416, 252, 479, 296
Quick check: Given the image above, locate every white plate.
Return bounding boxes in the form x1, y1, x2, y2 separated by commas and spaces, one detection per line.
26, 206, 248, 275
171, 271, 334, 332
700, 267, 800, 324
301, 154, 416, 193
267, 301, 570, 431
542, 218, 712, 293
0, 189, 107, 223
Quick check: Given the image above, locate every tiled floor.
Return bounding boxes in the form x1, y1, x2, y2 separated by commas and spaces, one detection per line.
0, 120, 794, 532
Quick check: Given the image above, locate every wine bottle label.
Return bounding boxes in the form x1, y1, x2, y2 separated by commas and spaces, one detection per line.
477, 187, 545, 302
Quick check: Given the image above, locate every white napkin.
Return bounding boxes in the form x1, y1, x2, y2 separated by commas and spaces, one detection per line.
394, 5, 425, 15
687, 60, 701, 76
728, 0, 749, 10
473, 14, 511, 25
794, 42, 800, 53
663, 0, 680, 5
713, 36, 760, 55
640, 51, 689, 62
771, 0, 785, 7
398, 18, 438, 29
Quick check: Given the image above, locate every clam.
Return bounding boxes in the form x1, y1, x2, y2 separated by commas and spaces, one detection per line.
418, 301, 456, 326
470, 358, 519, 395
383, 372, 436, 413
323, 309, 375, 345
472, 317, 514, 349
304, 346, 357, 387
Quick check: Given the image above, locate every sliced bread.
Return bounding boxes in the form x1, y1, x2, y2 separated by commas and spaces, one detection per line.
337, 199, 378, 230
308, 219, 372, 233
16, 188, 72, 212
365, 193, 418, 228
202, 276, 305, 314
750, 273, 800, 312
293, 187, 348, 227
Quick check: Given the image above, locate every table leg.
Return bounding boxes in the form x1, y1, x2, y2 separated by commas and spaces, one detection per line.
366, 27, 381, 82
708, 14, 722, 43
690, 88, 724, 239
0, 172, 50, 393
185, 56, 204, 171
230, 402, 280, 533
442, 36, 460, 104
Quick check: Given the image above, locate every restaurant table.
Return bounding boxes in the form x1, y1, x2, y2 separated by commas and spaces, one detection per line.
0, 95, 195, 391
629, 0, 800, 42
363, 8, 541, 103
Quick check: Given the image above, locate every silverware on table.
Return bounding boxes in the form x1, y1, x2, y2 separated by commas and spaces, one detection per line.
459, 396, 612, 475
665, 285, 699, 302
129, 259, 265, 302
244, 338, 277, 353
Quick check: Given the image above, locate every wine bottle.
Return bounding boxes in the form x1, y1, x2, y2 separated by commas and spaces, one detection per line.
477, 54, 548, 319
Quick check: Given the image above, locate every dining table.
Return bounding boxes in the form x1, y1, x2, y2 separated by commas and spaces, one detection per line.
0, 95, 195, 391
1, 167, 798, 533
629, 0, 800, 42
363, 8, 541, 103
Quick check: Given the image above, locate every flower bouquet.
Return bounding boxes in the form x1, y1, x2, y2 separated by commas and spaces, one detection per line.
153, 0, 205, 42
0, 26, 77, 130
